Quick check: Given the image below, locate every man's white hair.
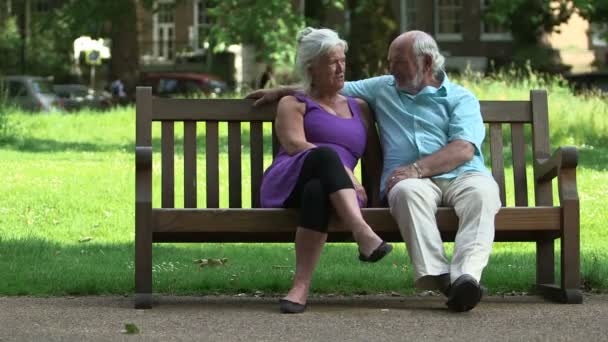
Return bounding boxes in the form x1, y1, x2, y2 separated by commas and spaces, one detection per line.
409, 31, 445, 74
295, 27, 348, 92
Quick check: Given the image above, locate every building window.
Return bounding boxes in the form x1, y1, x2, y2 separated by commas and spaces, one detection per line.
434, 0, 463, 41
193, 0, 214, 51
400, 0, 417, 32
153, 1, 175, 61
480, 0, 512, 41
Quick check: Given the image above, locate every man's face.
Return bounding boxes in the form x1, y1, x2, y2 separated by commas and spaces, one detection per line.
388, 43, 423, 94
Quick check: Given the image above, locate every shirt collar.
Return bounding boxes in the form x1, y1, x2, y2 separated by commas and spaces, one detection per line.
388, 71, 449, 97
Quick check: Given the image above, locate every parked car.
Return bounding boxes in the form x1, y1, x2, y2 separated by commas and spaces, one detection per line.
0, 75, 63, 112
140, 72, 229, 97
53, 84, 113, 111
565, 72, 608, 94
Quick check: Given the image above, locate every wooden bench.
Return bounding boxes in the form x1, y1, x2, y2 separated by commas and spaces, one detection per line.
135, 87, 581, 308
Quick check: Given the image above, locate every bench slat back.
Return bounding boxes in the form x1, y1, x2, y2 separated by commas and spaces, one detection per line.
161, 122, 175, 208
184, 121, 197, 207
136, 88, 549, 210
205, 122, 220, 208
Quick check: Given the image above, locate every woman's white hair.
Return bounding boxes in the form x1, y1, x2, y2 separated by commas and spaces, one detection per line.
295, 27, 348, 92
409, 30, 445, 74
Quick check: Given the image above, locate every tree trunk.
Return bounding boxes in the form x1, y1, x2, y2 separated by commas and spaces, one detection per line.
109, 0, 139, 99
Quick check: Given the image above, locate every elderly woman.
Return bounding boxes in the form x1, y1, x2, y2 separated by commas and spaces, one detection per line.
259, 27, 393, 314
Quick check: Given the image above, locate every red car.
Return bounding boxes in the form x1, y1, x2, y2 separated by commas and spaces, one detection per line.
140, 72, 229, 97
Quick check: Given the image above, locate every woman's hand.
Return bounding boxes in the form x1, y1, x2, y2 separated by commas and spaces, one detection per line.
344, 166, 367, 207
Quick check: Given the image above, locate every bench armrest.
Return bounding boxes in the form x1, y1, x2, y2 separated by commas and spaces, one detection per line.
136, 146, 153, 205
136, 146, 153, 169
534, 146, 578, 184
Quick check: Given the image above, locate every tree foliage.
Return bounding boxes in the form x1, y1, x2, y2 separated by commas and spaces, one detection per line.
345, 0, 398, 80
576, 0, 608, 23
208, 0, 305, 65
0, 17, 21, 75
483, 0, 576, 44
576, 0, 608, 41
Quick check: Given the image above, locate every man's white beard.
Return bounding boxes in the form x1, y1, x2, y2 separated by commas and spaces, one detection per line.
401, 68, 424, 94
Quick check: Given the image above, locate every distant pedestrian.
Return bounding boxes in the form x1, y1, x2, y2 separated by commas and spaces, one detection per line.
258, 64, 275, 89
110, 78, 126, 104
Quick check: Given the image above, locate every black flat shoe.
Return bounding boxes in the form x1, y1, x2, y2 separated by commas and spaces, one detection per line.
279, 299, 306, 314
446, 274, 483, 312
359, 241, 393, 263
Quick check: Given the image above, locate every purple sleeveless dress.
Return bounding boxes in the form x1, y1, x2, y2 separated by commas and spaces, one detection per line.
260, 93, 367, 208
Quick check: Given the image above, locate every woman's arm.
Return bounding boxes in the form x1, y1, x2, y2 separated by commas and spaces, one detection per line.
274, 96, 316, 155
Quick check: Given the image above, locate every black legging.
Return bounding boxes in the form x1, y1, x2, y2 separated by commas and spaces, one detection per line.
285, 147, 354, 232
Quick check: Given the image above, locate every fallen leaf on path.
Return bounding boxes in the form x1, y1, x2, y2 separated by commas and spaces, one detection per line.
122, 323, 140, 334
194, 258, 228, 268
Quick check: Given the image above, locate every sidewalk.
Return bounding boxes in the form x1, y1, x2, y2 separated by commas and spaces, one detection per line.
1, 294, 607, 341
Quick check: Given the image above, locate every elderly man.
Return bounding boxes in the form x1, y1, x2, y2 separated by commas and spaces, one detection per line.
249, 31, 501, 312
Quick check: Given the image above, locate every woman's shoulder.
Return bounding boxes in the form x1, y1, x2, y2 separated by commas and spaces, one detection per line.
277, 95, 306, 114
352, 97, 370, 114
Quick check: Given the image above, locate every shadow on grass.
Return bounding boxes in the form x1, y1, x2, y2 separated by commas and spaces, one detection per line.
0, 135, 134, 153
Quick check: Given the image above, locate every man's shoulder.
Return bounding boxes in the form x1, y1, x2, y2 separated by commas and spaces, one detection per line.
348, 75, 393, 87
445, 81, 479, 106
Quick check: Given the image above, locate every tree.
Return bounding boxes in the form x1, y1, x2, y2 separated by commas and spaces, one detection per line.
484, 0, 576, 45
576, 0, 608, 41
0, 17, 21, 75
346, 0, 398, 80
483, 0, 579, 72
57, 0, 146, 94
208, 0, 305, 65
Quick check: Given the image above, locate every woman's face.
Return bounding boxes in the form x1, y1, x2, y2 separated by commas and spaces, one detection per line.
309, 45, 346, 91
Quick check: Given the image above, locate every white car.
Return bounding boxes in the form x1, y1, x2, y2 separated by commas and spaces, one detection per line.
0, 76, 63, 112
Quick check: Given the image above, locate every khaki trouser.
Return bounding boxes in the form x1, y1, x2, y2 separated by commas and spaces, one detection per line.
387, 172, 501, 288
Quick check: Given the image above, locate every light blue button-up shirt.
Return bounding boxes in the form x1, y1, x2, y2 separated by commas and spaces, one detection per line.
342, 73, 488, 197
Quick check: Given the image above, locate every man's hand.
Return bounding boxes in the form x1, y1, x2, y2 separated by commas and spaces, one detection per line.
354, 181, 368, 207
246, 88, 292, 106
385, 165, 419, 194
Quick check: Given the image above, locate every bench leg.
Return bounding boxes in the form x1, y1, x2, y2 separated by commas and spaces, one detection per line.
559, 199, 582, 303
536, 200, 582, 304
135, 203, 153, 309
536, 239, 555, 285
134, 239, 153, 308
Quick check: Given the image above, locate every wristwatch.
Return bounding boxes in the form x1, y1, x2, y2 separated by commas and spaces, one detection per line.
412, 162, 423, 178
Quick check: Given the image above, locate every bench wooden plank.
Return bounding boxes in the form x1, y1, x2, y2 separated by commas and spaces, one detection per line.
511, 123, 529, 206
250, 122, 264, 208
490, 123, 506, 206
184, 121, 197, 208
151, 98, 277, 121
205, 122, 219, 208
151, 207, 561, 233
531, 90, 553, 206
228, 122, 242, 208
272, 127, 280, 157
161, 122, 174, 208
480, 101, 532, 123
149, 98, 532, 123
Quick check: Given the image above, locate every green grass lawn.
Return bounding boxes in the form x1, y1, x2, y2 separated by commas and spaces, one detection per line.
0, 74, 607, 297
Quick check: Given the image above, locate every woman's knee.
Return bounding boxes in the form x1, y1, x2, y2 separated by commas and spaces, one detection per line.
299, 179, 330, 232
307, 146, 342, 167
